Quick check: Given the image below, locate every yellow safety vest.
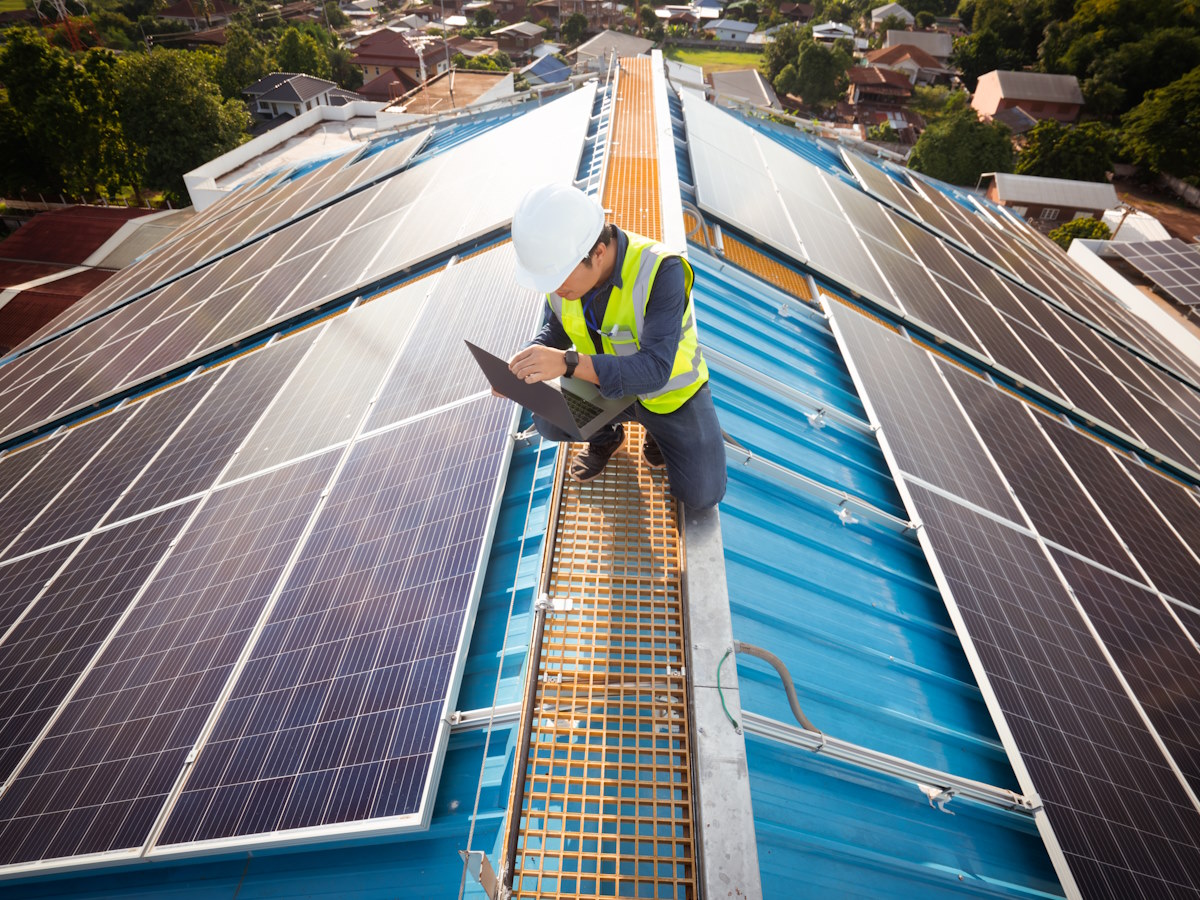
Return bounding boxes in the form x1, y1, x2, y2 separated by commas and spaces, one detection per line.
547, 232, 708, 414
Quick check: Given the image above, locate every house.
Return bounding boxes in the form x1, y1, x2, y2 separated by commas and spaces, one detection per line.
492, 20, 546, 57
978, 172, 1118, 231
777, 2, 814, 24
933, 15, 966, 35
572, 30, 653, 69
703, 18, 756, 41
446, 36, 501, 59
884, 28, 952, 63
971, 70, 1084, 125
842, 65, 920, 140
158, 0, 237, 28
869, 1, 912, 30
654, 5, 701, 29
529, 0, 627, 33
520, 53, 572, 85
242, 73, 361, 120
812, 20, 854, 43
489, 0, 529, 21
864, 43, 953, 85
746, 22, 788, 45
352, 28, 452, 88
709, 68, 781, 109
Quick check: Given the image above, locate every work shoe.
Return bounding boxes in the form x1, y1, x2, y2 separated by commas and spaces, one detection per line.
569, 426, 624, 482
642, 433, 665, 469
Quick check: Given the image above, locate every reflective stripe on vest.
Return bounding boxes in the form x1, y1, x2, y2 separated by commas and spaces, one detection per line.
546, 232, 707, 414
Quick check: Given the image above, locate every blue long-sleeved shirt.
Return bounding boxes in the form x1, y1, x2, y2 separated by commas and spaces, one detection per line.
530, 228, 687, 399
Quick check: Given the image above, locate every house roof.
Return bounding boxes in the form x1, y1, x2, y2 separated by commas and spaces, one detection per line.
710, 67, 780, 108
705, 17, 757, 33
352, 28, 448, 68
865, 42, 943, 70
573, 30, 654, 61
252, 73, 340, 104
358, 66, 421, 100
493, 20, 545, 37
848, 65, 913, 91
984, 172, 1119, 209
884, 28, 952, 57
159, 0, 237, 17
812, 20, 853, 36
987, 70, 1084, 105
870, 2, 912, 22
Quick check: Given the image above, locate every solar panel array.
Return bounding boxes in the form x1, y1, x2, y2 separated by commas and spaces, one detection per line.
1112, 239, 1200, 307
681, 93, 1200, 487
681, 94, 1200, 899
0, 84, 596, 876
0, 84, 599, 448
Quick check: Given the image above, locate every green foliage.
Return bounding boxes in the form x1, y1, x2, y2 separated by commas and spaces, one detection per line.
867, 122, 899, 142
276, 27, 332, 79
217, 24, 271, 98
0, 27, 133, 198
760, 22, 802, 83
908, 83, 969, 121
1015, 120, 1113, 182
327, 46, 363, 90
908, 107, 1013, 185
451, 50, 514, 71
950, 30, 1025, 92
1120, 66, 1200, 178
90, 9, 140, 50
1047, 216, 1111, 249
915, 10, 935, 28
324, 2, 350, 28
116, 48, 250, 201
563, 12, 589, 44
776, 36, 850, 109
876, 13, 908, 36
726, 0, 758, 23
639, 4, 655, 30
473, 7, 495, 28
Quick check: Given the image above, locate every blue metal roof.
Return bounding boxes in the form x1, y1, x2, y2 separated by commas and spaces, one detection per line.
691, 246, 1063, 897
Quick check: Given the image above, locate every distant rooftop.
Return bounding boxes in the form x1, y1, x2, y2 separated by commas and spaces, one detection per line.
983, 171, 1119, 209
387, 68, 509, 115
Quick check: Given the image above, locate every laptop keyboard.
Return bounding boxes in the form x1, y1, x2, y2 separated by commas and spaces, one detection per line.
564, 390, 606, 428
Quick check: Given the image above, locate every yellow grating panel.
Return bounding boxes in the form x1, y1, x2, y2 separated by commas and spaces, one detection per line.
603, 58, 661, 242
514, 426, 695, 900
721, 236, 813, 302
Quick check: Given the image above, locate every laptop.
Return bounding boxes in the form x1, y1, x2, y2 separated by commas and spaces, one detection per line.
466, 341, 633, 440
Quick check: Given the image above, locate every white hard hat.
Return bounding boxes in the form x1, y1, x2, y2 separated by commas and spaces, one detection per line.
512, 183, 606, 293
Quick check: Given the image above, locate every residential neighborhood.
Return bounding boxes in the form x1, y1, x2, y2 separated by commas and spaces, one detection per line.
2, 2, 1200, 900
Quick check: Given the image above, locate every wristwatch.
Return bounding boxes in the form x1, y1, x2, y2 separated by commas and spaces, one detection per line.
563, 350, 579, 379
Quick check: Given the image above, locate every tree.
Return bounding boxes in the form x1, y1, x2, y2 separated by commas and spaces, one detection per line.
324, 2, 350, 27
116, 49, 250, 202
1120, 66, 1200, 178
726, 0, 758, 23
1047, 217, 1111, 250
563, 12, 589, 44
908, 108, 1013, 186
950, 30, 1026, 92
908, 83, 969, 122
760, 22, 803, 83
0, 28, 134, 199
639, 4, 655, 33
786, 37, 851, 109
218, 24, 272, 99
914, 10, 935, 29
1015, 120, 1114, 182
327, 46, 363, 90
276, 27, 332, 79
474, 7, 495, 28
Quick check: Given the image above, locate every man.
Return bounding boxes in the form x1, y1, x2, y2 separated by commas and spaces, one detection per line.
507, 182, 726, 510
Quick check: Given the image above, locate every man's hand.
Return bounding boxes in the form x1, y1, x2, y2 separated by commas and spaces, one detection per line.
509, 346, 567, 384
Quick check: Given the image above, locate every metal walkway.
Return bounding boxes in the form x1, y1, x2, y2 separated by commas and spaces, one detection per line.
504, 57, 697, 900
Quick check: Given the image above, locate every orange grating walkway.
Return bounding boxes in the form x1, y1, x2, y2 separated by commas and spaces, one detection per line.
507, 57, 697, 900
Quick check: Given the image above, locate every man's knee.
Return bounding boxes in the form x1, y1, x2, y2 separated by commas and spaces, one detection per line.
672, 469, 727, 511
531, 415, 573, 443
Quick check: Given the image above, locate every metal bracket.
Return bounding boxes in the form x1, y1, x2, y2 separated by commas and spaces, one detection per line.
836, 505, 859, 527
459, 849, 499, 899
919, 783, 955, 814
512, 424, 539, 444
806, 409, 827, 430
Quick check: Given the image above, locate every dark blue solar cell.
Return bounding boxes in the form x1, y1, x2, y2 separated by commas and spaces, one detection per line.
0, 450, 339, 867
0, 504, 193, 784
0, 541, 76, 639
108, 332, 316, 522
158, 395, 510, 847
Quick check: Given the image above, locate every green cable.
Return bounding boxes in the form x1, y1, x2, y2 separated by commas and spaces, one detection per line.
716, 648, 740, 731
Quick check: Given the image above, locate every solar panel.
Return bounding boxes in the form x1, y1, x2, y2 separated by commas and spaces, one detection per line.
155, 394, 512, 851
366, 243, 542, 431
4, 377, 214, 559
107, 333, 317, 522
1049, 550, 1200, 797
0, 504, 195, 788
221, 282, 426, 483
1114, 239, 1200, 307
0, 450, 340, 870
1041, 423, 1200, 605
909, 482, 1200, 900
826, 301, 1022, 522
0, 542, 79, 649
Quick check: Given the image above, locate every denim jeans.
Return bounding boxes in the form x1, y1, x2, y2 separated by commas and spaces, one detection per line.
533, 383, 727, 510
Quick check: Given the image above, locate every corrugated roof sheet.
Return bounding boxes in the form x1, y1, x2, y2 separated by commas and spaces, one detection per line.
988, 172, 1118, 210
991, 70, 1084, 105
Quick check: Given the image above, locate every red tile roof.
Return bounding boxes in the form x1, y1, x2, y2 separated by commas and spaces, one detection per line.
865, 43, 943, 70
0, 269, 113, 354
848, 66, 913, 90
0, 206, 154, 267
